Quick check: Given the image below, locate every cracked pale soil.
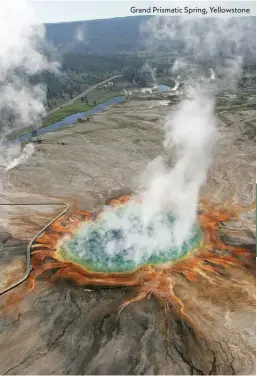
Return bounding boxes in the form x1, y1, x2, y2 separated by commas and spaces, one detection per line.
0, 99, 255, 375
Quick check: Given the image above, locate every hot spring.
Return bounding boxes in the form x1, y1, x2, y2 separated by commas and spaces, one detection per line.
56, 200, 202, 273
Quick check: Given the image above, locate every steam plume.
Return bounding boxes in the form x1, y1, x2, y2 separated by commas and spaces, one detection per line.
75, 26, 85, 42
4, 143, 35, 172
67, 16, 255, 266
0, 0, 59, 175
138, 16, 254, 248
209, 68, 215, 80
171, 76, 180, 90
141, 62, 157, 86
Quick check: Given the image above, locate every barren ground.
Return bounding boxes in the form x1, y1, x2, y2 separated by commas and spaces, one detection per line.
0, 98, 255, 375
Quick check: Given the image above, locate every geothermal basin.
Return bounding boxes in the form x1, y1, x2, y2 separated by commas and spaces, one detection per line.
0, 99, 255, 375
56, 198, 202, 273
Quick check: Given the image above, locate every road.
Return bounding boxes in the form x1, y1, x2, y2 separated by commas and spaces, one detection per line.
45, 74, 122, 117
0, 202, 70, 295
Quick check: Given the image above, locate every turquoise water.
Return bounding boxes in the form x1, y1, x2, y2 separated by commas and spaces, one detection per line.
158, 85, 170, 92
58, 202, 202, 273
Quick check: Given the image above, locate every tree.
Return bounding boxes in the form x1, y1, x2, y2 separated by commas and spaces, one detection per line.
81, 96, 84, 101
122, 68, 136, 83
134, 72, 148, 87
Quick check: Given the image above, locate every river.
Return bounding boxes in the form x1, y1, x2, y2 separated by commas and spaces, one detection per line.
17, 96, 126, 142
17, 85, 170, 142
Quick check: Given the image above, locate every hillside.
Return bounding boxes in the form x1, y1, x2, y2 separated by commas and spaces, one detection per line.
42, 16, 255, 110
45, 16, 256, 58
45, 16, 152, 55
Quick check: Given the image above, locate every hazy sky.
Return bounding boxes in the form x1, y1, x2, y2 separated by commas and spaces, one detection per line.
29, 0, 255, 24
30, 1, 133, 23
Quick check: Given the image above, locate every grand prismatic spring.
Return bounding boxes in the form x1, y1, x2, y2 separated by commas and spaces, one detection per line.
10, 193, 253, 325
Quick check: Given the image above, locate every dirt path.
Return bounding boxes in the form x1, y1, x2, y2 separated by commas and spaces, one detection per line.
45, 74, 122, 117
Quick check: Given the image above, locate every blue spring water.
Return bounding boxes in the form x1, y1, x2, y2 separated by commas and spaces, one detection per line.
58, 202, 202, 273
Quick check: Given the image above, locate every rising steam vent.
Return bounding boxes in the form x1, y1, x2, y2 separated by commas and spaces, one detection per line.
56, 199, 202, 273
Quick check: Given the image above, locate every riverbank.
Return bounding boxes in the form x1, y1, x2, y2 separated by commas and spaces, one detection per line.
43, 88, 122, 126
7, 94, 125, 142
16, 95, 126, 142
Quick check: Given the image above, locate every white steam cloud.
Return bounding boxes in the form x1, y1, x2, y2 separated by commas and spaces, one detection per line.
63, 16, 255, 267
141, 92, 216, 247
0, 0, 59, 176
138, 16, 254, 249
141, 62, 157, 86
4, 143, 35, 172
209, 68, 215, 81
75, 26, 85, 42
172, 76, 180, 91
